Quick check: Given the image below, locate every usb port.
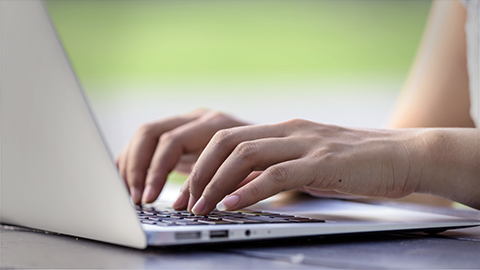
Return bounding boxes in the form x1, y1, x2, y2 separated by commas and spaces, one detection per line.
210, 230, 229, 239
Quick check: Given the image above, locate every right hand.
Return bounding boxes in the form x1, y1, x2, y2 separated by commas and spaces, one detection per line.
116, 108, 249, 204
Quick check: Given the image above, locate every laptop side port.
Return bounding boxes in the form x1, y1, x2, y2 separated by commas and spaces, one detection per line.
210, 230, 229, 239
175, 231, 201, 240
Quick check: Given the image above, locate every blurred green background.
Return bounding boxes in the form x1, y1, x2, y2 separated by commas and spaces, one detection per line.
45, 0, 432, 93
43, 0, 433, 186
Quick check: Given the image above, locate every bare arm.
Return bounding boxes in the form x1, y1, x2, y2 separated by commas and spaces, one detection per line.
388, 0, 474, 129
171, 121, 479, 215
173, 0, 480, 213
118, 0, 479, 211
414, 128, 480, 209
387, 0, 476, 207
297, 0, 479, 208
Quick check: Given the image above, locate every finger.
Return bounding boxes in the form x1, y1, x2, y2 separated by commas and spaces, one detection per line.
142, 111, 246, 204
116, 145, 130, 188
191, 137, 306, 215
187, 124, 287, 211
126, 112, 207, 204
172, 178, 190, 210
216, 158, 314, 211
174, 152, 200, 174
202, 171, 263, 209
236, 171, 263, 189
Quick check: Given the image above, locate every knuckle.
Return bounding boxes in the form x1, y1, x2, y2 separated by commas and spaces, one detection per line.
188, 172, 203, 196
204, 180, 224, 196
201, 110, 227, 124
203, 110, 243, 128
206, 110, 225, 119
247, 182, 263, 199
189, 107, 210, 115
158, 131, 182, 148
312, 150, 335, 161
188, 169, 202, 186
234, 142, 258, 161
322, 152, 336, 163
158, 131, 177, 144
284, 118, 308, 127
136, 123, 157, 138
265, 165, 289, 187
211, 128, 235, 146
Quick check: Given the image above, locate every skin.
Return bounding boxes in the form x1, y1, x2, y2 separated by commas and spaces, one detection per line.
116, 108, 247, 204
388, 0, 474, 129
386, 0, 476, 207
116, 0, 480, 214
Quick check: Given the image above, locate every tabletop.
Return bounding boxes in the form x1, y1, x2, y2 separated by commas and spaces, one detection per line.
2, 200, 479, 269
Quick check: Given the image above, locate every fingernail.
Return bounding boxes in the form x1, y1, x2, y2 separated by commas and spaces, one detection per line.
172, 192, 186, 209
216, 195, 240, 211
192, 196, 206, 215
141, 185, 154, 204
130, 187, 141, 205
187, 194, 196, 212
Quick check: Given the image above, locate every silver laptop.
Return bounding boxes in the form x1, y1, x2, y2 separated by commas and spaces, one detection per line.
1, 0, 479, 249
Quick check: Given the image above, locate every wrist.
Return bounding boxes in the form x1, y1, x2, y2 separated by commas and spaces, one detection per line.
411, 128, 480, 208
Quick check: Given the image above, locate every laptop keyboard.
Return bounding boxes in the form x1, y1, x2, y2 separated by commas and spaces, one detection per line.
136, 205, 325, 226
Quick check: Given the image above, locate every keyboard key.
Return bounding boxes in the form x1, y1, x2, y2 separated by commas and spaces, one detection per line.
137, 205, 325, 226
141, 220, 157, 225
155, 222, 175, 226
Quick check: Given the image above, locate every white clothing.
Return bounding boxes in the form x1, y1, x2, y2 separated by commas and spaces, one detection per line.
461, 0, 480, 126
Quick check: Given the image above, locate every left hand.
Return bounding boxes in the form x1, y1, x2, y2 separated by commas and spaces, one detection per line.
172, 119, 425, 215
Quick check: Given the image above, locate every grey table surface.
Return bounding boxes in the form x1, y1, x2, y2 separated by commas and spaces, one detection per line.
2, 201, 480, 270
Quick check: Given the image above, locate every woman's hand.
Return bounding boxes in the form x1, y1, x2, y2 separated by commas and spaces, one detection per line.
173, 119, 431, 215
116, 108, 248, 204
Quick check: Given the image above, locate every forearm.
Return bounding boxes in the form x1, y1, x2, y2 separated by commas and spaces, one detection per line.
414, 128, 480, 209
387, 0, 474, 129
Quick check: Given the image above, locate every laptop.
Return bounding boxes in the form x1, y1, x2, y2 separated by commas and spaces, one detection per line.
1, 0, 479, 249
